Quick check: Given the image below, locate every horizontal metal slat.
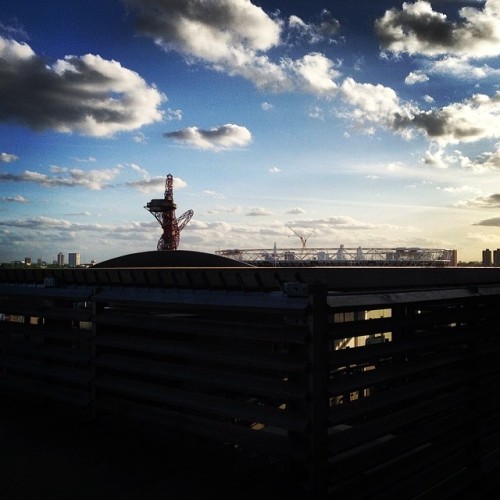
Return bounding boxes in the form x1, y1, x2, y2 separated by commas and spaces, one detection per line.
0, 355, 92, 384
0, 306, 92, 322
328, 369, 469, 426
327, 287, 482, 309
328, 308, 477, 340
328, 349, 470, 396
96, 333, 306, 373
329, 386, 470, 455
96, 353, 306, 401
4, 341, 91, 365
0, 284, 93, 300
0, 373, 92, 406
94, 311, 306, 344
0, 321, 92, 342
94, 288, 307, 312
96, 375, 307, 432
329, 331, 467, 366
95, 396, 307, 460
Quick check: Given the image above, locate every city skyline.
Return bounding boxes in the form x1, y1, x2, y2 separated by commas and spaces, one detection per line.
1, 1, 500, 262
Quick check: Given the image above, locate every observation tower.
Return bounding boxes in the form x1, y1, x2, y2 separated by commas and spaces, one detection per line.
145, 174, 193, 251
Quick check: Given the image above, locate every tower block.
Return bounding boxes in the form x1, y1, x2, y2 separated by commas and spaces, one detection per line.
145, 174, 193, 251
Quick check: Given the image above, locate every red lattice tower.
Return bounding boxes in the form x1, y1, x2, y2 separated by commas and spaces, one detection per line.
145, 174, 194, 251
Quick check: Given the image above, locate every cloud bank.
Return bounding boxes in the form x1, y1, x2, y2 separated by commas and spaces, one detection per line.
0, 36, 165, 136
375, 0, 500, 59
123, 0, 342, 95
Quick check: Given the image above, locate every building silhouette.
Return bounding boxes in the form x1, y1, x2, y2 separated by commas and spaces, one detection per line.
68, 253, 80, 267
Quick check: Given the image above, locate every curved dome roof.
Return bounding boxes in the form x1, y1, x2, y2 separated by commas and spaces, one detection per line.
92, 250, 252, 268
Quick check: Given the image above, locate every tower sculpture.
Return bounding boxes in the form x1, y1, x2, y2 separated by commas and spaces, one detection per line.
145, 174, 194, 251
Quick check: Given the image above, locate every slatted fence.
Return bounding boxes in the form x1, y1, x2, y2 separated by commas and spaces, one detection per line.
2, 266, 500, 498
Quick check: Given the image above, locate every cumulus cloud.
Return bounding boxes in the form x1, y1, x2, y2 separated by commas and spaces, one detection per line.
409, 92, 500, 146
0, 36, 165, 136
0, 152, 19, 163
246, 207, 272, 216
338, 75, 500, 147
127, 172, 187, 193
165, 124, 252, 150
286, 207, 306, 215
0, 166, 123, 189
458, 144, 500, 172
283, 53, 340, 95
127, 176, 168, 193
405, 71, 429, 85
339, 77, 416, 133
123, 0, 341, 95
422, 146, 458, 169
375, 0, 500, 59
430, 56, 500, 79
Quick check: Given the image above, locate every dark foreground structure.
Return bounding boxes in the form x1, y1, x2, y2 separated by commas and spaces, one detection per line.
2, 251, 500, 498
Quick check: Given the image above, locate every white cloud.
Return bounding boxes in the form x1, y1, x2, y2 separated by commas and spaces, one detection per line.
0, 152, 19, 163
375, 0, 500, 59
339, 77, 416, 133
1, 194, 28, 203
288, 10, 341, 44
126, 175, 189, 194
164, 123, 252, 150
286, 207, 306, 215
269, 166, 282, 173
430, 56, 500, 79
246, 207, 272, 216
261, 102, 274, 111
411, 92, 500, 146
0, 36, 165, 136
166, 108, 183, 121
283, 52, 340, 95
405, 71, 429, 85
0, 166, 123, 189
457, 144, 500, 172
422, 146, 457, 169
123, 0, 341, 96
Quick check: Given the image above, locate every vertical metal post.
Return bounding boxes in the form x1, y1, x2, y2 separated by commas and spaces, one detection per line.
308, 283, 329, 499
90, 287, 101, 420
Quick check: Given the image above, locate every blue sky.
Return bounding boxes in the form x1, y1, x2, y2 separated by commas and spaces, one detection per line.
1, 0, 499, 264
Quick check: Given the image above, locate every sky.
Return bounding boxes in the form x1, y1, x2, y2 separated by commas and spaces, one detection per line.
1, 0, 500, 264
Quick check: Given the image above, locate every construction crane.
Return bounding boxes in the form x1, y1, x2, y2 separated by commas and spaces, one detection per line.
145, 174, 194, 251
288, 227, 315, 251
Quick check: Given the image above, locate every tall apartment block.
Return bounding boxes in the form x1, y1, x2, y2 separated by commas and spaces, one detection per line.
483, 249, 492, 267
68, 253, 81, 267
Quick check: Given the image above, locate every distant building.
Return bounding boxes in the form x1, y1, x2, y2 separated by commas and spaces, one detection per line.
483, 249, 492, 267
24, 257, 31, 266
57, 252, 65, 266
68, 253, 81, 267
494, 249, 500, 268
